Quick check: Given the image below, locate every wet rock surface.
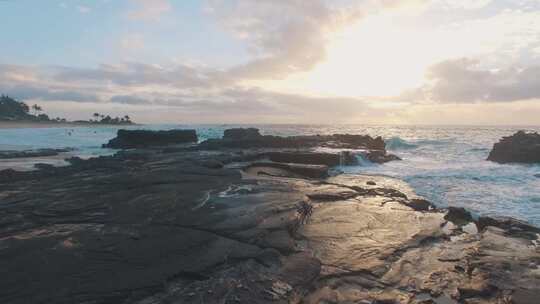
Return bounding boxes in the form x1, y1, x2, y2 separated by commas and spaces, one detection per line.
199, 128, 386, 151
103, 129, 198, 149
1, 131, 539, 304
0, 148, 74, 159
487, 131, 540, 163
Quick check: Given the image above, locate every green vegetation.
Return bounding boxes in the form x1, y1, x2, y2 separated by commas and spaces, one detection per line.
0, 95, 134, 125
0, 95, 34, 120
87, 113, 132, 125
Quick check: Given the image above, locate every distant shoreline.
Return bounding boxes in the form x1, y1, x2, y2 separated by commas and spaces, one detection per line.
0, 121, 138, 129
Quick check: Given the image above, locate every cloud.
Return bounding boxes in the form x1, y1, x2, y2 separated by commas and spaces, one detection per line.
207, 0, 364, 80
51, 62, 213, 88
0, 84, 100, 103
439, 0, 492, 10
404, 58, 540, 103
127, 0, 172, 21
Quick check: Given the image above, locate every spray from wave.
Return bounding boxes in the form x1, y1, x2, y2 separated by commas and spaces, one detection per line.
385, 137, 418, 150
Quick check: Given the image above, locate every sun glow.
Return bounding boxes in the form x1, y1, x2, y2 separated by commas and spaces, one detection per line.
249, 12, 462, 98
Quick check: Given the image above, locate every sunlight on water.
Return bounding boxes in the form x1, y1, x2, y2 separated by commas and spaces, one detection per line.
1, 124, 539, 226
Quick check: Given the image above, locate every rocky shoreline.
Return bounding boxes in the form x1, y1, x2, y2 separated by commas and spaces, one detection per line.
0, 129, 539, 304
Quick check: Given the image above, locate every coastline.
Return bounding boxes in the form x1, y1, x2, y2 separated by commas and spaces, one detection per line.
1, 129, 538, 303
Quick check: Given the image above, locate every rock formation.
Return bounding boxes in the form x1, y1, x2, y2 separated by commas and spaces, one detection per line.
487, 131, 540, 163
1, 129, 538, 303
103, 129, 198, 149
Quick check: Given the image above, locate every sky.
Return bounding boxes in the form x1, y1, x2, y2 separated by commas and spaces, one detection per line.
1, 0, 540, 125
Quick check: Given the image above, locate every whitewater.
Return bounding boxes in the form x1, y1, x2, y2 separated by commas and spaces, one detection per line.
1, 124, 539, 226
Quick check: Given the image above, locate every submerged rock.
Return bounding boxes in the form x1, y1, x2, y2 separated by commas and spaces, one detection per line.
487, 131, 540, 163
104, 129, 198, 149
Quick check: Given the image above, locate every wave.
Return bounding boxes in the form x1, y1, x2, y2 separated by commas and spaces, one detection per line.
385, 137, 418, 150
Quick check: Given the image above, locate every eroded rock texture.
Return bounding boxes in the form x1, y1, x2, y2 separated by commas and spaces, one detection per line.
488, 131, 540, 163
0, 144, 538, 304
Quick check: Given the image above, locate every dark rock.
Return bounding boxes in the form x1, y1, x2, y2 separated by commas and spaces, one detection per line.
512, 289, 540, 304
65, 156, 84, 165
199, 128, 391, 151
365, 150, 402, 164
0, 148, 73, 159
201, 159, 224, 169
367, 181, 377, 186
444, 207, 473, 225
104, 129, 198, 149
2, 142, 539, 304
477, 216, 540, 234
34, 163, 56, 171
405, 198, 434, 211
487, 131, 540, 163
223, 128, 261, 140
534, 174, 540, 178
244, 162, 329, 179
265, 151, 357, 166
0, 168, 25, 183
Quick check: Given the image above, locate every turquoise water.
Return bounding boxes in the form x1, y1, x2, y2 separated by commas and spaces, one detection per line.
1, 124, 539, 226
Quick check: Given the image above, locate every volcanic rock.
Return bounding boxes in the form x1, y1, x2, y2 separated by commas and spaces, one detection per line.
0, 148, 73, 159
223, 128, 261, 140
244, 162, 329, 179
265, 151, 357, 166
104, 129, 198, 149
487, 131, 540, 163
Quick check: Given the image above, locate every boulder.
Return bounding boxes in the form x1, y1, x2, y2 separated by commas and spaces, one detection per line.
103, 129, 198, 149
223, 128, 261, 140
487, 131, 540, 163
444, 207, 473, 225
405, 198, 434, 211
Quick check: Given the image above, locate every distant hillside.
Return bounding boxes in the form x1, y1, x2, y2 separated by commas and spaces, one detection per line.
0, 95, 38, 121
0, 95, 134, 125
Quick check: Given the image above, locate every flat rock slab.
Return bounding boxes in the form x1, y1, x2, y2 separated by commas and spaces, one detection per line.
104, 129, 198, 149
0, 149, 539, 304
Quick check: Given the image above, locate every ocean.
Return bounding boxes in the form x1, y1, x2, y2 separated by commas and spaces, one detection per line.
1, 124, 539, 226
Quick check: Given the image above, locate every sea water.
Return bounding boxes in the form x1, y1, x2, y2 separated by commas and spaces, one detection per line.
1, 124, 539, 226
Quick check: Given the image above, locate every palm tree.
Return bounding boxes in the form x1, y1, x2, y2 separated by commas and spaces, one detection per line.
32, 104, 43, 115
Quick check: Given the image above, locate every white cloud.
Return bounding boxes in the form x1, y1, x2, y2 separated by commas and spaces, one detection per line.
402, 58, 540, 103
